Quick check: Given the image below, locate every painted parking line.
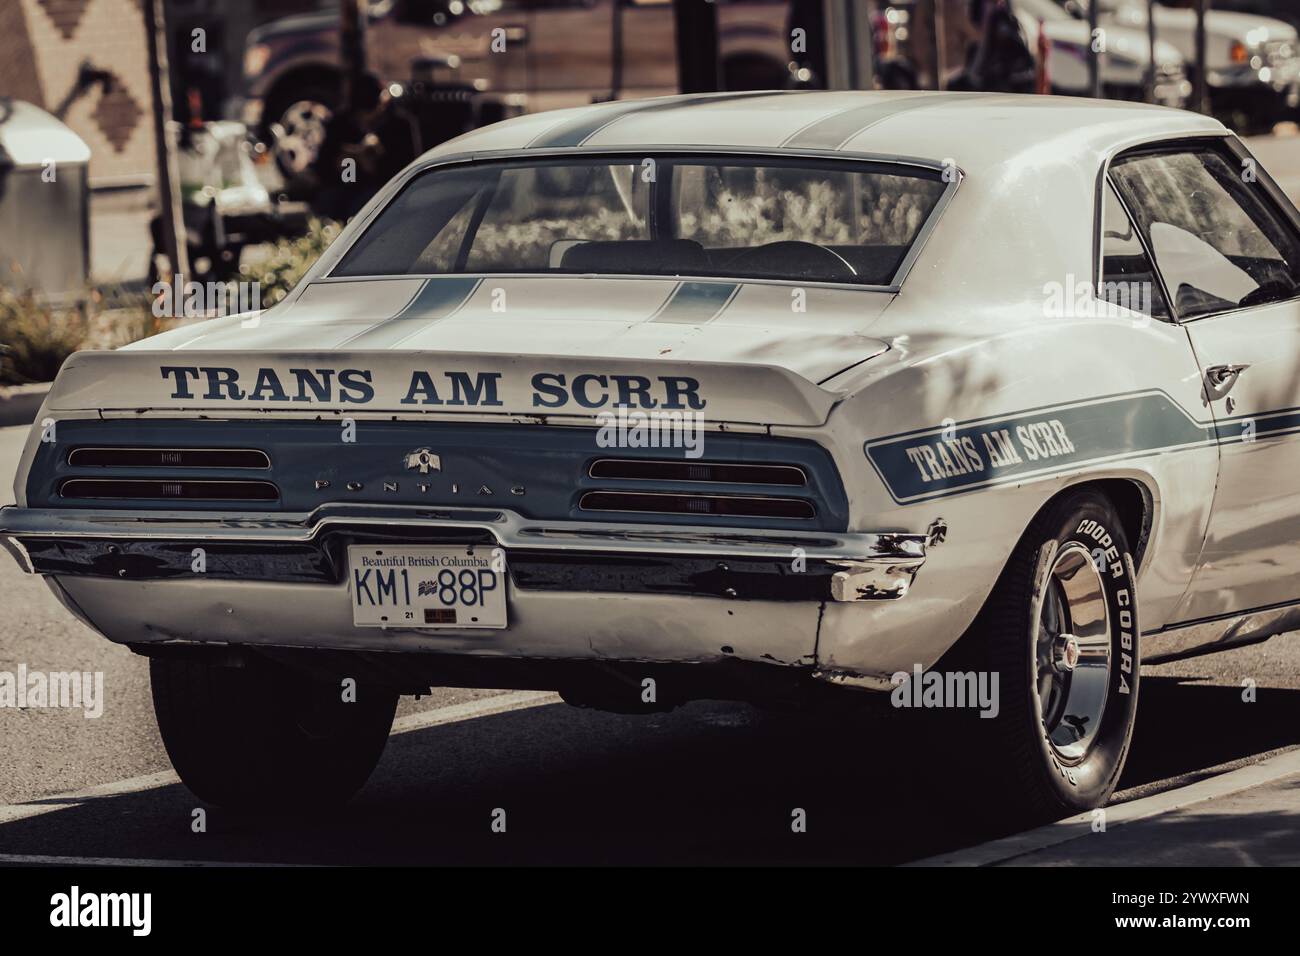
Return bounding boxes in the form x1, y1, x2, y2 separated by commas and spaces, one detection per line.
910, 746, 1300, 867
390, 690, 559, 735
0, 690, 561, 830
0, 853, 299, 867
0, 771, 181, 827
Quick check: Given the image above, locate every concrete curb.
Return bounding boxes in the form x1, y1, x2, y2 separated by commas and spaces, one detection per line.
909, 747, 1300, 866
0, 383, 49, 428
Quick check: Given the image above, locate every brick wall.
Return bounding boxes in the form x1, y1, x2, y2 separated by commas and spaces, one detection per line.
3, 0, 156, 186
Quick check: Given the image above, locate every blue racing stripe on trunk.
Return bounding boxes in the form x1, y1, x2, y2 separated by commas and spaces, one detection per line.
651, 281, 740, 324
337, 277, 482, 349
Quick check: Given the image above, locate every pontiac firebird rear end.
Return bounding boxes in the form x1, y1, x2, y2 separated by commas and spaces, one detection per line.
0, 141, 953, 690
7, 90, 1269, 819
0, 356, 926, 666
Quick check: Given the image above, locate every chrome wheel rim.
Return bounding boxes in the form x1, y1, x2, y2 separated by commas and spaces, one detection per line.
1035, 542, 1111, 763
274, 99, 332, 175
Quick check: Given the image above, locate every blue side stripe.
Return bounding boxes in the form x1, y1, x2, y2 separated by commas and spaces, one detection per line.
864, 391, 1210, 505
1215, 408, 1300, 445
863, 388, 1300, 505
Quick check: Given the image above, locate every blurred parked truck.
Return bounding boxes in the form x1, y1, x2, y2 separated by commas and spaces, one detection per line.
876, 0, 1189, 105
240, 0, 796, 181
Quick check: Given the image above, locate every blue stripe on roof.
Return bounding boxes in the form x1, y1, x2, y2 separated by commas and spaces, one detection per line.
527, 91, 791, 149
783, 92, 1000, 150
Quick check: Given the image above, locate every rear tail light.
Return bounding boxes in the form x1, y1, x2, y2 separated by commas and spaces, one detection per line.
67, 447, 270, 469
59, 478, 279, 501
588, 458, 806, 486
579, 490, 815, 520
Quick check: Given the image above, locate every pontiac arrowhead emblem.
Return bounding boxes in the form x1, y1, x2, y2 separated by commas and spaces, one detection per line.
404, 448, 442, 475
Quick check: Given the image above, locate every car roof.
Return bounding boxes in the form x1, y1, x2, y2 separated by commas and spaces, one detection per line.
424, 90, 1228, 175
319, 91, 1233, 333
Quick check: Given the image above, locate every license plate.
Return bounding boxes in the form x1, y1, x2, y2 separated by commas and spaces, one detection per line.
348, 545, 506, 629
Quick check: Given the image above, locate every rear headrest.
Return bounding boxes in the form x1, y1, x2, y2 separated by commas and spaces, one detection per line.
559, 239, 708, 274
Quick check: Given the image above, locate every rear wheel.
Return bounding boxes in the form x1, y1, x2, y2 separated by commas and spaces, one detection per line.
150, 654, 397, 811
266, 85, 337, 179
941, 490, 1140, 821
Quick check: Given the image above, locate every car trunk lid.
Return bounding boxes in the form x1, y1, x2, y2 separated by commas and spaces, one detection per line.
74, 276, 893, 426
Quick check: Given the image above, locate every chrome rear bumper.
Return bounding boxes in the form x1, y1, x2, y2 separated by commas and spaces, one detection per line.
0, 504, 926, 603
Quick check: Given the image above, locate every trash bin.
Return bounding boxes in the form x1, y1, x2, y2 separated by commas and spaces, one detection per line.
0, 99, 92, 304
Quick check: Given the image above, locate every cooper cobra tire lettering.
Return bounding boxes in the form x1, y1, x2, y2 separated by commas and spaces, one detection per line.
933, 489, 1140, 823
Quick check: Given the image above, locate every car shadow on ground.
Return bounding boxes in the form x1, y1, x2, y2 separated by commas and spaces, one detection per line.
0, 676, 1297, 865
1119, 677, 1300, 789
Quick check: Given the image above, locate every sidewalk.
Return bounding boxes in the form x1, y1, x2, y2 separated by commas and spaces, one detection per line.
1245, 125, 1300, 203
0, 383, 49, 428
914, 748, 1300, 867
1004, 774, 1300, 866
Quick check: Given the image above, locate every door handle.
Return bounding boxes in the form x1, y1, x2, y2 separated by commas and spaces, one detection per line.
1204, 363, 1249, 402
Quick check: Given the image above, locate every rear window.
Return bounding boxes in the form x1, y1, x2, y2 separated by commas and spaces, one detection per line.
332, 155, 949, 286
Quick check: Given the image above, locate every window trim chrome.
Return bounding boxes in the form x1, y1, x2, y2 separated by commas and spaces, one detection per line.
319, 144, 964, 294
1101, 133, 1300, 326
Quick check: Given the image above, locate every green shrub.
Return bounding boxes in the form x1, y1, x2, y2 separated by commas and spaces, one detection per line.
240, 218, 341, 306
0, 218, 341, 384
0, 287, 90, 385
90, 285, 173, 350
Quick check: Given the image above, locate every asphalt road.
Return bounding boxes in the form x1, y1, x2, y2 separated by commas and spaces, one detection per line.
2, 420, 1300, 864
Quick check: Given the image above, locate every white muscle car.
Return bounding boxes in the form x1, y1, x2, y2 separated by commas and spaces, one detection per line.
5, 91, 1300, 822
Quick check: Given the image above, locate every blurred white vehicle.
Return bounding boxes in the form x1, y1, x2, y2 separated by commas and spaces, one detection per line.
1067, 0, 1300, 129
1016, 0, 1191, 106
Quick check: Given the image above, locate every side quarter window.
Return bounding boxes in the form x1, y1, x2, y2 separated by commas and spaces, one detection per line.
1109, 146, 1300, 320
1100, 182, 1170, 321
